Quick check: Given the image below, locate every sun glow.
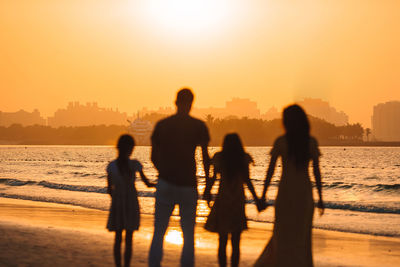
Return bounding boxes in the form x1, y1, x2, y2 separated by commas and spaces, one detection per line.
141, 0, 236, 38
165, 229, 184, 245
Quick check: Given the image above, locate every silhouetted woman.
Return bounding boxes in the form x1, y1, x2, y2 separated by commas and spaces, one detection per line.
106, 134, 155, 267
204, 133, 262, 267
255, 105, 324, 267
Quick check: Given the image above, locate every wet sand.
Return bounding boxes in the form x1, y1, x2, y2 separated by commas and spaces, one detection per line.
0, 197, 399, 267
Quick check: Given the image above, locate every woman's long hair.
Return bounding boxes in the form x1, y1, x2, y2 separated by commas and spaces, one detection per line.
221, 133, 248, 180
283, 105, 310, 167
116, 134, 135, 178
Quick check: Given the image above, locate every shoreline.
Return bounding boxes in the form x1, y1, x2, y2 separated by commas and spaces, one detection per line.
1, 194, 398, 238
1, 143, 400, 147
1, 197, 400, 266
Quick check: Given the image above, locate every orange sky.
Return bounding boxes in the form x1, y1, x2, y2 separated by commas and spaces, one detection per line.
1, 0, 399, 127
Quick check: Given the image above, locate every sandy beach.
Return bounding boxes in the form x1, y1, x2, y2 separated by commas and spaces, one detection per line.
0, 197, 399, 267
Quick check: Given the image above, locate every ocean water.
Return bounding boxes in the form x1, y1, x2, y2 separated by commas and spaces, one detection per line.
0, 145, 399, 237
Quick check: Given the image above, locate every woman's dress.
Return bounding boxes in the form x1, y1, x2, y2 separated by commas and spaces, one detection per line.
204, 152, 252, 234
106, 159, 142, 231
254, 136, 320, 267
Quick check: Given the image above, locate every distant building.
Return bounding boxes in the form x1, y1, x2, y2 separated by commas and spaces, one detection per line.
0, 109, 46, 127
138, 97, 349, 124
371, 101, 400, 141
128, 116, 154, 145
48, 102, 128, 127
140, 97, 262, 120
261, 107, 280, 121
297, 98, 349, 126
193, 98, 261, 119
224, 98, 261, 118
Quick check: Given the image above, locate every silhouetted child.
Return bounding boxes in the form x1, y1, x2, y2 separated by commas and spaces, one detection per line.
204, 133, 263, 267
106, 134, 156, 267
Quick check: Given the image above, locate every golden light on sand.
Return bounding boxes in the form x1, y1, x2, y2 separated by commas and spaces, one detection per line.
165, 229, 184, 245
196, 201, 210, 223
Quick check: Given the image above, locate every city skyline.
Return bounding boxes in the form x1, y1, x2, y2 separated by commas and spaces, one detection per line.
1, 1, 400, 128
1, 97, 351, 127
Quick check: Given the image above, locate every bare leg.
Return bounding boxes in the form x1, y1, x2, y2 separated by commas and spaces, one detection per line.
124, 230, 133, 267
231, 231, 241, 267
114, 230, 122, 267
218, 233, 228, 267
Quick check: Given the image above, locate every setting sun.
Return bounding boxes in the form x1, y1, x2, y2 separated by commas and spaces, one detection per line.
140, 0, 237, 38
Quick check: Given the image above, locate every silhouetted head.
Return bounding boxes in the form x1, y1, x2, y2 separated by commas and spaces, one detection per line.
117, 134, 135, 158
282, 104, 310, 166
221, 133, 248, 180
175, 88, 194, 114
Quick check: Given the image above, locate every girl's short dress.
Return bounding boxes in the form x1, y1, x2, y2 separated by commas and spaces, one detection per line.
106, 159, 142, 231
205, 152, 252, 234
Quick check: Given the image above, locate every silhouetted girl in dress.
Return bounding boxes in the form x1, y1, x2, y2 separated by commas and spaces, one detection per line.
106, 134, 155, 267
255, 104, 324, 267
204, 133, 262, 267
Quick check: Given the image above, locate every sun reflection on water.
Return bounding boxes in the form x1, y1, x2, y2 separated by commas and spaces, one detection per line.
165, 230, 183, 245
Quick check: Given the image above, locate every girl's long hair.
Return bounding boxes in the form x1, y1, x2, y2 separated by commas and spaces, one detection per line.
116, 134, 135, 178
221, 133, 248, 180
283, 105, 310, 167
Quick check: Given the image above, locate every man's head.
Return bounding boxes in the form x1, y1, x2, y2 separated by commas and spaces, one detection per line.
175, 88, 194, 114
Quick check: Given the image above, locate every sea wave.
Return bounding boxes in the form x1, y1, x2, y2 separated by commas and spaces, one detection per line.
0, 178, 155, 197
244, 198, 400, 214
1, 178, 399, 215
0, 193, 398, 237
323, 181, 400, 192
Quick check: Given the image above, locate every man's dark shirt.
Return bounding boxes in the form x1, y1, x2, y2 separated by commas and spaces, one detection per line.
151, 113, 210, 187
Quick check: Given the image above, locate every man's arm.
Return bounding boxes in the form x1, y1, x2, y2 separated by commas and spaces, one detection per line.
151, 125, 160, 171
201, 143, 210, 182
199, 121, 211, 183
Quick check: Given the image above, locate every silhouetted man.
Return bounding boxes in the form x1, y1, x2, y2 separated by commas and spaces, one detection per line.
149, 88, 210, 267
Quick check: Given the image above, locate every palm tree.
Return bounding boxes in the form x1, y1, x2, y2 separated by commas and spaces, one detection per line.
365, 128, 371, 142
205, 114, 214, 126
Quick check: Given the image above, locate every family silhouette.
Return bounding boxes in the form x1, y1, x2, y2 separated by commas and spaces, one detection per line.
106, 88, 324, 267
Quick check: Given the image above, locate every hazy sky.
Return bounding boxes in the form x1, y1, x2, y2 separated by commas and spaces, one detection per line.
1, 0, 399, 127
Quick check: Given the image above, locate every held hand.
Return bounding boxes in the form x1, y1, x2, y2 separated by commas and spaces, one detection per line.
256, 198, 267, 212
147, 182, 157, 188
203, 190, 212, 208
317, 199, 325, 216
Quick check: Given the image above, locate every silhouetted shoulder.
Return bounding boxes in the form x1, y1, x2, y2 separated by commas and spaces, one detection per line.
106, 160, 116, 174
269, 135, 286, 156
309, 136, 321, 159
152, 114, 209, 146
187, 116, 210, 144
154, 114, 205, 127
153, 114, 173, 127
211, 152, 223, 171
151, 115, 172, 143
244, 153, 254, 164
130, 159, 143, 172
309, 136, 319, 146
151, 115, 172, 135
